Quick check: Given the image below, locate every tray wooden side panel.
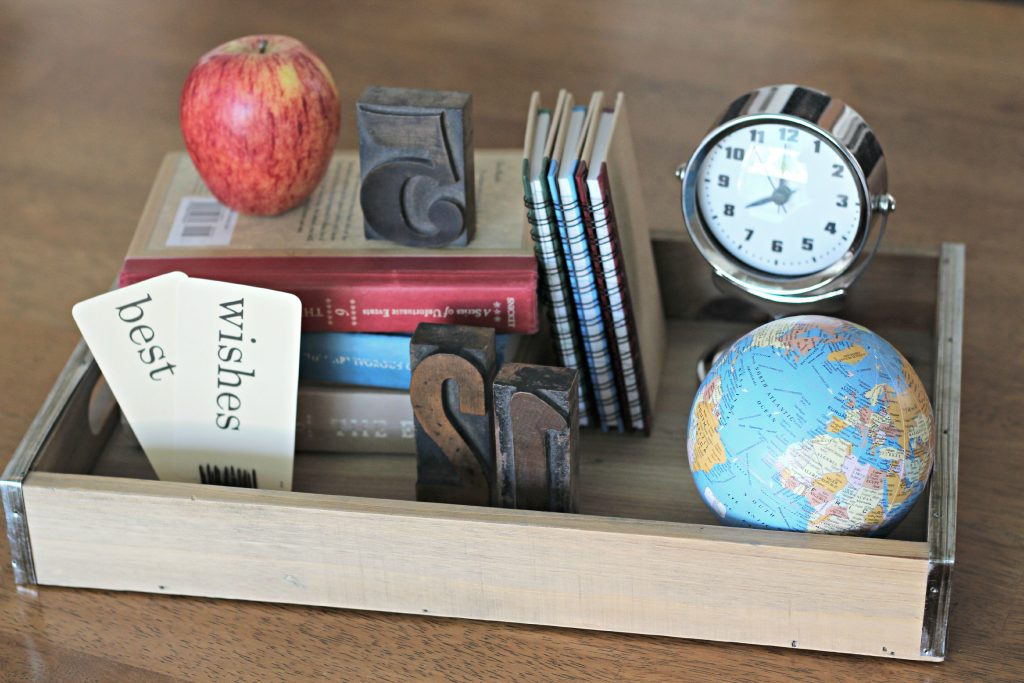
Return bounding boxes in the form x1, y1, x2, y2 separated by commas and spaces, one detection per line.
22, 472, 931, 660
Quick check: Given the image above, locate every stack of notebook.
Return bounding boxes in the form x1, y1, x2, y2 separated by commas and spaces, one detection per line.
522, 91, 666, 434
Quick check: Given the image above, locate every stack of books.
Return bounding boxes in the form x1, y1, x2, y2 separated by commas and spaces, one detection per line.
120, 149, 544, 454
522, 91, 666, 433
121, 149, 538, 333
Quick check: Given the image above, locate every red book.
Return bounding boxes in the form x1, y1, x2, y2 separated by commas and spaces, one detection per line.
119, 151, 539, 334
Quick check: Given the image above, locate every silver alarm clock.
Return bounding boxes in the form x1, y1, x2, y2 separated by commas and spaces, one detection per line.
677, 84, 894, 310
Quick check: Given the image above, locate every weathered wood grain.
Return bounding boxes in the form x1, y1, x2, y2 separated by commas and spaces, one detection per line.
410, 323, 496, 505
21, 471, 932, 661
493, 363, 579, 512
357, 86, 474, 247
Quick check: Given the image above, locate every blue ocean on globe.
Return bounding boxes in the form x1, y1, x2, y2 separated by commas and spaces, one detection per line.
687, 315, 935, 536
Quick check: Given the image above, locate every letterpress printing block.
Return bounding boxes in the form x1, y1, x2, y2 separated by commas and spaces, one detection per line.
357, 86, 474, 248
492, 363, 579, 513
410, 323, 496, 505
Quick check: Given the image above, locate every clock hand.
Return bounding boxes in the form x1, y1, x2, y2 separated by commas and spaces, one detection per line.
748, 180, 798, 210
746, 195, 775, 208
750, 146, 777, 192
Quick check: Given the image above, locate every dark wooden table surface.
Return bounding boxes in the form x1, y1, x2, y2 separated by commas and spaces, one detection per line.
1, 1, 1022, 680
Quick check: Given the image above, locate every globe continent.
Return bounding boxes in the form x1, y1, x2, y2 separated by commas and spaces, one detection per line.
687, 315, 934, 536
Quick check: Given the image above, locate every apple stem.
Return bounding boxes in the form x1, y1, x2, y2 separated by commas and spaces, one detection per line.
258, 39, 268, 54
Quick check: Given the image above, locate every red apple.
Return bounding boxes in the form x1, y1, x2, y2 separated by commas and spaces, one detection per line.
180, 35, 340, 216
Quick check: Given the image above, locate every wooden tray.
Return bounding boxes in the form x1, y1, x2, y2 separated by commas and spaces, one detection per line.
1, 236, 962, 661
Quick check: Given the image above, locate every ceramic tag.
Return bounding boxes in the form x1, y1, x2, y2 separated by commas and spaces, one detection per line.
72, 271, 186, 465
173, 278, 301, 490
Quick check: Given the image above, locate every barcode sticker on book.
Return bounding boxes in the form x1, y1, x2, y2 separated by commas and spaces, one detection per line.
167, 196, 238, 246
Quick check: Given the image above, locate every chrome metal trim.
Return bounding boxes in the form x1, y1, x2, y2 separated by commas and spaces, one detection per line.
1, 341, 94, 585
920, 243, 964, 659
679, 84, 892, 306
921, 560, 954, 659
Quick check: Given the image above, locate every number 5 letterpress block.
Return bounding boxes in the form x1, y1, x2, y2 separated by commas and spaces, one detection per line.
410, 323, 496, 506
357, 86, 474, 248
493, 363, 580, 513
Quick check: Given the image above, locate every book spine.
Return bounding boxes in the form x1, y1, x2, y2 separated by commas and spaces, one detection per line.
523, 162, 593, 427
121, 263, 539, 334
300, 333, 514, 389
551, 161, 621, 432
296, 386, 415, 454
257, 280, 539, 334
590, 168, 651, 434
300, 333, 412, 389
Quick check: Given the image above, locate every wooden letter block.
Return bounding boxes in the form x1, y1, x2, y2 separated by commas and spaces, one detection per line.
410, 323, 496, 506
492, 363, 579, 513
357, 86, 474, 248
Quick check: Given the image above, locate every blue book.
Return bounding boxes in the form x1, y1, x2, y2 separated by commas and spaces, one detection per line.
300, 332, 513, 389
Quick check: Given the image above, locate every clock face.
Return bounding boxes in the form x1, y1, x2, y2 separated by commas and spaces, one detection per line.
696, 120, 863, 277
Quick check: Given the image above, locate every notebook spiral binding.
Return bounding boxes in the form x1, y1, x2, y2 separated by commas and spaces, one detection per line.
550, 175, 622, 432
523, 193, 594, 426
